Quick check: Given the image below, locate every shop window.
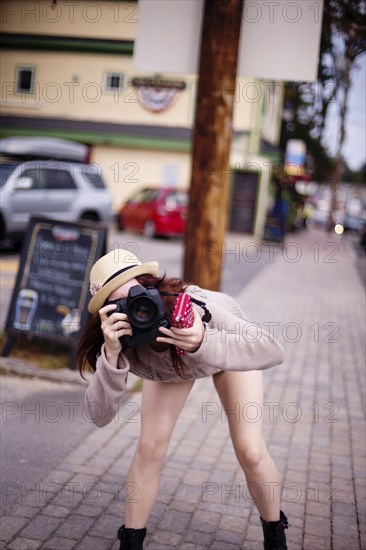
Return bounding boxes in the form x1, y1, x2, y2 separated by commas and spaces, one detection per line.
15, 66, 36, 93
105, 72, 124, 92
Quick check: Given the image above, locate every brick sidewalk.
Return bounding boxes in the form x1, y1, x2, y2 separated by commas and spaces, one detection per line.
1, 228, 365, 549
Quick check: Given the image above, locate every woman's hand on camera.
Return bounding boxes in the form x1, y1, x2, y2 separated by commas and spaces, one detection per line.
99, 304, 132, 367
156, 309, 204, 353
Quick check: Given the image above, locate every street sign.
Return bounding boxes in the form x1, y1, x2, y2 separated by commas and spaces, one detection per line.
285, 139, 307, 175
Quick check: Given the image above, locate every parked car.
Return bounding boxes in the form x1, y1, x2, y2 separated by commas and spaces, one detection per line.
118, 187, 188, 238
341, 213, 366, 233
0, 160, 113, 243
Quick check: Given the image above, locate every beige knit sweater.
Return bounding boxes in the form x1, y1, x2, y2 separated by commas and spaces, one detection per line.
85, 285, 284, 427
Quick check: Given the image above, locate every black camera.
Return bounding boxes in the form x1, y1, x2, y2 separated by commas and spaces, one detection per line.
107, 285, 170, 351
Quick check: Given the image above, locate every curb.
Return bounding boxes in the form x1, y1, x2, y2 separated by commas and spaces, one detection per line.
0, 356, 142, 391
0, 357, 88, 385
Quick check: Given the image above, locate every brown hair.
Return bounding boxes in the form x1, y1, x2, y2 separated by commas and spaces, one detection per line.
76, 274, 189, 379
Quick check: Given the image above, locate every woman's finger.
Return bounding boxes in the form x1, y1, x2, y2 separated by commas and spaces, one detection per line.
99, 303, 117, 320
157, 324, 204, 352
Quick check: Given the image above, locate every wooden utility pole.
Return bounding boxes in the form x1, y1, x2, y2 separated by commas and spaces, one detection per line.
183, 0, 244, 289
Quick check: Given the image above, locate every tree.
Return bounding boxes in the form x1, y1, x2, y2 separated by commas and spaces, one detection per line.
280, 0, 366, 188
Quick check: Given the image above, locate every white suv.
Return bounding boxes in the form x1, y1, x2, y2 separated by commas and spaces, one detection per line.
0, 160, 113, 243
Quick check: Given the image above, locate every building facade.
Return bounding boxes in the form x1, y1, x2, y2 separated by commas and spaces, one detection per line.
1, 0, 283, 235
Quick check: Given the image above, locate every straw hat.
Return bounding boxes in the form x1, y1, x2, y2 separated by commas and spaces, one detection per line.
88, 249, 159, 313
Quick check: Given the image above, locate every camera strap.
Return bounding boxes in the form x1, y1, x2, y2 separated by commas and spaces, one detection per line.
159, 292, 212, 323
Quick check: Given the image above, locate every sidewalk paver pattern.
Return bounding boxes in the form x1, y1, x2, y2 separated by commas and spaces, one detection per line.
1, 229, 365, 549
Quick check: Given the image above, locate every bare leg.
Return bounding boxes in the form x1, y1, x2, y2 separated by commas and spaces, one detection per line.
213, 370, 282, 521
125, 379, 194, 528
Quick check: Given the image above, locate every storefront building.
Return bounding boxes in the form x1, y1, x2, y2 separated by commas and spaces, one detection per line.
1, 0, 283, 235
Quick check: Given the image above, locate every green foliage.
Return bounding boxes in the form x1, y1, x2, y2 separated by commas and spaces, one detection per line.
280, 0, 366, 181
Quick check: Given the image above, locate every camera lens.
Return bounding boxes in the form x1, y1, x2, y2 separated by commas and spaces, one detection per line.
129, 297, 157, 326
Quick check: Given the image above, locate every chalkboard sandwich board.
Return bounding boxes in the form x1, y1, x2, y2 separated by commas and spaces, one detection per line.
2, 216, 107, 368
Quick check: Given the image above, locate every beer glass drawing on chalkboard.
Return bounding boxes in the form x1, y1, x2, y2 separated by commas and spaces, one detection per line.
13, 289, 39, 331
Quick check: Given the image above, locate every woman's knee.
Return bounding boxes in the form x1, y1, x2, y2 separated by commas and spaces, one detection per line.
135, 437, 168, 466
235, 441, 267, 470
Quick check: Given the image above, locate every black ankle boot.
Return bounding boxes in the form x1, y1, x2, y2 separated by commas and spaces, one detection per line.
260, 510, 288, 550
117, 524, 147, 550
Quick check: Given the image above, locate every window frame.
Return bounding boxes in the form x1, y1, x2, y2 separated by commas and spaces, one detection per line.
15, 65, 36, 94
19, 168, 77, 190
104, 71, 124, 93
43, 168, 77, 190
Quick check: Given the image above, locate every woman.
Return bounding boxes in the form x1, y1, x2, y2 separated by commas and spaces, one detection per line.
77, 248, 289, 550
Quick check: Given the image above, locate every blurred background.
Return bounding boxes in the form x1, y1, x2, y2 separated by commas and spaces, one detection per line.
0, 0, 364, 250
0, 4, 365, 549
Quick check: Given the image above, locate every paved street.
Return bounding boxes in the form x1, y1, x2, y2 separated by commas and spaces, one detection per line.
0, 376, 94, 512
0, 227, 365, 549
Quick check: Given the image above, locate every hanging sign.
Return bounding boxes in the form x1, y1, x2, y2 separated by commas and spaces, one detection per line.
285, 139, 306, 175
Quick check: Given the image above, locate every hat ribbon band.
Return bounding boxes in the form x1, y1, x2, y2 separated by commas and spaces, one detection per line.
103, 264, 138, 287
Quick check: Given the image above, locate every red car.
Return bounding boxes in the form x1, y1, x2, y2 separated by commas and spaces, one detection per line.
118, 187, 188, 238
